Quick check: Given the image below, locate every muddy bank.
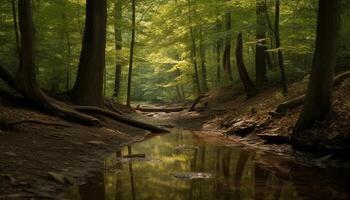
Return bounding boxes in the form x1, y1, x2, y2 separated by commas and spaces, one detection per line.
0, 95, 164, 199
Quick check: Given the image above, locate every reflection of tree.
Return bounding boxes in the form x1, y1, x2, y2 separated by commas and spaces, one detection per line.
200, 146, 206, 171
222, 149, 232, 178
222, 149, 232, 200
272, 179, 283, 200
128, 146, 136, 200
254, 164, 269, 200
233, 151, 250, 200
116, 150, 123, 200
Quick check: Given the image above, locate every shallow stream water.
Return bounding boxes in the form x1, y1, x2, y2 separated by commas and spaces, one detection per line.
65, 129, 350, 200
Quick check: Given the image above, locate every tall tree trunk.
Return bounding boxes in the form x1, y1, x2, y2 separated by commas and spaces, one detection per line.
199, 26, 209, 92
255, 0, 268, 85
236, 33, 257, 98
215, 18, 223, 87
265, 0, 288, 95
126, 0, 136, 107
223, 11, 234, 84
73, 0, 107, 107
187, 0, 201, 95
293, 0, 340, 134
274, 0, 288, 95
113, 0, 123, 98
11, 0, 20, 54
15, 0, 98, 125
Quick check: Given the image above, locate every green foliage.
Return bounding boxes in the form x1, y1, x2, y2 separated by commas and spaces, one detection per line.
0, 0, 349, 102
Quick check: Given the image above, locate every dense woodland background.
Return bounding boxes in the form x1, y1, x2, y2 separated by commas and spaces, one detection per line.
1, 0, 348, 103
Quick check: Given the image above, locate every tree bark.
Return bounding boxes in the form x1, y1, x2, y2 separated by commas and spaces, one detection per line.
199, 26, 209, 92
73, 0, 107, 107
126, 0, 136, 107
11, 0, 20, 54
293, 0, 341, 134
223, 11, 234, 84
235, 33, 257, 98
216, 21, 222, 87
187, 0, 201, 95
265, 0, 288, 95
15, 0, 99, 125
256, 0, 268, 85
274, 0, 288, 95
113, 0, 123, 98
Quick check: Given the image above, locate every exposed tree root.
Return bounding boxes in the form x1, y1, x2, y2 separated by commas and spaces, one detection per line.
275, 71, 350, 113
105, 99, 123, 115
73, 106, 169, 133
188, 94, 208, 112
0, 64, 99, 125
135, 105, 186, 113
2, 119, 70, 128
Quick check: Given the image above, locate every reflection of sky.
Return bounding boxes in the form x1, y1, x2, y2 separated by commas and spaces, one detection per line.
66, 129, 349, 200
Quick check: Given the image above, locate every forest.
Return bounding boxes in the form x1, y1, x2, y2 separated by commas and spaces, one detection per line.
0, 0, 350, 199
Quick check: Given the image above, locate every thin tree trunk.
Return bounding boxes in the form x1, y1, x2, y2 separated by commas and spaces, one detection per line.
265, 0, 288, 95
73, 0, 107, 107
256, 0, 268, 85
293, 0, 341, 134
187, 0, 201, 95
274, 0, 288, 95
199, 26, 209, 92
113, 0, 123, 98
11, 0, 20, 54
126, 0, 136, 107
235, 33, 257, 98
223, 11, 234, 84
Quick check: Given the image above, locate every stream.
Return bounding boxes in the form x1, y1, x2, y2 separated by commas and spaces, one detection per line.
65, 129, 350, 200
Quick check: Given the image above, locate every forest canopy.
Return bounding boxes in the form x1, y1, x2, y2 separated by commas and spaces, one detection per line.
1, 0, 348, 104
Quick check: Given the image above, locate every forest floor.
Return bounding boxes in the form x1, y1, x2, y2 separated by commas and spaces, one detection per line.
1, 76, 350, 199
159, 75, 350, 163
0, 94, 171, 199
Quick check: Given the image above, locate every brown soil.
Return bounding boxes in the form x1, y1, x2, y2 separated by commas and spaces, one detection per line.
165, 77, 350, 158
0, 94, 161, 199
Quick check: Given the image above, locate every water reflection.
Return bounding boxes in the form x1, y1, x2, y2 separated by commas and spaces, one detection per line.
66, 129, 350, 200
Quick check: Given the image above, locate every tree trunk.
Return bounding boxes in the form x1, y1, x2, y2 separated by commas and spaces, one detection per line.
235, 33, 257, 98
293, 0, 341, 134
199, 26, 209, 92
255, 0, 268, 85
187, 0, 201, 95
113, 0, 123, 98
215, 19, 223, 87
223, 11, 234, 84
15, 0, 99, 125
73, 0, 107, 107
265, 0, 288, 95
11, 0, 20, 54
126, 0, 136, 107
274, 0, 288, 95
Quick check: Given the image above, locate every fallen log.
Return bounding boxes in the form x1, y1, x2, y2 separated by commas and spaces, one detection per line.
135, 106, 186, 113
73, 106, 169, 133
188, 94, 208, 112
275, 71, 350, 113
